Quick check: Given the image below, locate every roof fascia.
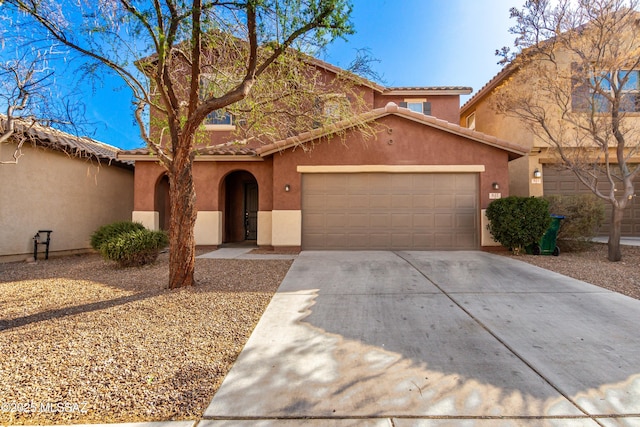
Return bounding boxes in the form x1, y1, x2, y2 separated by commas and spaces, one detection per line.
460, 64, 517, 114
384, 88, 473, 96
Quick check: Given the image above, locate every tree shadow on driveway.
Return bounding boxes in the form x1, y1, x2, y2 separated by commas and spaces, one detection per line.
205, 251, 640, 420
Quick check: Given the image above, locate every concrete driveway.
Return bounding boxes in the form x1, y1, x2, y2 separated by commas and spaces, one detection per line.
203, 251, 640, 426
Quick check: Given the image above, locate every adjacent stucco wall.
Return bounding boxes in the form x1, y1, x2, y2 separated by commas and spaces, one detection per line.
0, 142, 134, 260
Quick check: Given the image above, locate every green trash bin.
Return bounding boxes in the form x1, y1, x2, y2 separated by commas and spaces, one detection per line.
530, 214, 564, 256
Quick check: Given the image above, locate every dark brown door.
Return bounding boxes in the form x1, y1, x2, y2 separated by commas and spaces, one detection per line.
244, 182, 258, 240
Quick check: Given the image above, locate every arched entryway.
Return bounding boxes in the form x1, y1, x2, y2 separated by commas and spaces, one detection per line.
222, 170, 258, 243
155, 174, 171, 231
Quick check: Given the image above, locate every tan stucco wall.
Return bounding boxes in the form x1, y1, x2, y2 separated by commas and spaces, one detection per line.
0, 142, 134, 260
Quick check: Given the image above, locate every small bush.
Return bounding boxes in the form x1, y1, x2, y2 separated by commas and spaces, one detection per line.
90, 221, 145, 251
486, 196, 552, 254
544, 194, 605, 251
100, 229, 169, 267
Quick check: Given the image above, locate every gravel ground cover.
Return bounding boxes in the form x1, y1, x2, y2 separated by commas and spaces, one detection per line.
0, 250, 292, 425
1, 243, 638, 425
503, 243, 640, 300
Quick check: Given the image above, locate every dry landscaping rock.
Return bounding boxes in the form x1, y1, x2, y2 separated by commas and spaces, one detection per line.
1, 243, 638, 424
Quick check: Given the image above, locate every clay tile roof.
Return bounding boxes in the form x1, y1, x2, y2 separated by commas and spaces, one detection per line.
118, 143, 259, 159
384, 86, 473, 95
256, 102, 528, 160
1, 115, 133, 168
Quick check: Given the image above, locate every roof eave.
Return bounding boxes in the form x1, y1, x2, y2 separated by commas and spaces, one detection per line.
384, 87, 473, 96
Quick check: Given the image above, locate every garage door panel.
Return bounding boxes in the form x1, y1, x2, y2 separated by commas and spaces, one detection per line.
413, 213, 434, 228
348, 194, 369, 208
456, 233, 477, 248
304, 213, 325, 228
412, 233, 434, 247
303, 195, 326, 209
456, 213, 477, 229
347, 213, 370, 227
327, 195, 348, 207
391, 194, 412, 209
412, 194, 434, 209
456, 194, 477, 208
434, 233, 455, 248
302, 173, 478, 249
543, 166, 640, 237
434, 195, 455, 208
369, 234, 391, 248
326, 213, 347, 227
369, 213, 390, 228
434, 213, 454, 228
391, 213, 412, 227
391, 233, 413, 247
370, 195, 391, 208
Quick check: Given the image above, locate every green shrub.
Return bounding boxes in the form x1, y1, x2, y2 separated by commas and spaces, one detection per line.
544, 194, 605, 251
486, 196, 552, 254
90, 221, 145, 250
100, 229, 169, 267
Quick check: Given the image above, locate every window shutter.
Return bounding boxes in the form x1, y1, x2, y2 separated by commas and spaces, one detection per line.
423, 102, 432, 116
399, 102, 408, 108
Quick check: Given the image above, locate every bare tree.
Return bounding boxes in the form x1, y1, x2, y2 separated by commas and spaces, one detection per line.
0, 44, 73, 163
4, 0, 355, 288
494, 0, 640, 261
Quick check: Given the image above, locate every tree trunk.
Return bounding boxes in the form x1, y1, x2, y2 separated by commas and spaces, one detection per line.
608, 204, 624, 262
167, 145, 197, 289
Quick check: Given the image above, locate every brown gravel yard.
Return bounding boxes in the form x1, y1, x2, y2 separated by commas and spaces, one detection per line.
1, 243, 639, 425
0, 249, 292, 425
504, 243, 640, 301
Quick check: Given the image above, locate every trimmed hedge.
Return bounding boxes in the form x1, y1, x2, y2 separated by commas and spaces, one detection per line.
544, 194, 605, 251
100, 228, 169, 267
90, 221, 145, 251
486, 196, 552, 254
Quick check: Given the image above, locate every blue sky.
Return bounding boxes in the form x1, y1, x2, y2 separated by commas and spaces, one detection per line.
84, 0, 521, 150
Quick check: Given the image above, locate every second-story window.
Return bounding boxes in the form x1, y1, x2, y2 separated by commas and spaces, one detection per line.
466, 112, 476, 130
199, 74, 236, 129
400, 99, 432, 115
573, 67, 640, 113
313, 94, 350, 127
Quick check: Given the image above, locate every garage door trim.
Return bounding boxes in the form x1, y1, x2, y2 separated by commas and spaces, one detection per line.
297, 164, 485, 173
301, 172, 479, 250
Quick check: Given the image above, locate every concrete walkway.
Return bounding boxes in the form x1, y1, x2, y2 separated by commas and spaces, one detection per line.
592, 236, 640, 247
197, 247, 298, 260
203, 250, 640, 426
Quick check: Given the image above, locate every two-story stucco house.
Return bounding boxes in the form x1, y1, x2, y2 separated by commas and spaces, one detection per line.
119, 58, 526, 251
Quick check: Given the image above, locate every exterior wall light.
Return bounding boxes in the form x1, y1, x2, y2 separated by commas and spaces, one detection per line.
492, 182, 500, 190
533, 168, 542, 178
284, 184, 291, 192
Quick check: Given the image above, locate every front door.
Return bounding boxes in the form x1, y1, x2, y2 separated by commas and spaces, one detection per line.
244, 182, 258, 240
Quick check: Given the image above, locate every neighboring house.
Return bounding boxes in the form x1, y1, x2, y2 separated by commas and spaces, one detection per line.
460, 29, 640, 236
0, 118, 135, 262
119, 60, 526, 251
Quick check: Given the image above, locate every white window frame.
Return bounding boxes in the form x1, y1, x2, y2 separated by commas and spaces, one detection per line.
466, 112, 476, 130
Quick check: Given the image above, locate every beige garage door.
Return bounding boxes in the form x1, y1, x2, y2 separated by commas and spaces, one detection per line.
302, 173, 479, 250
543, 166, 640, 236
